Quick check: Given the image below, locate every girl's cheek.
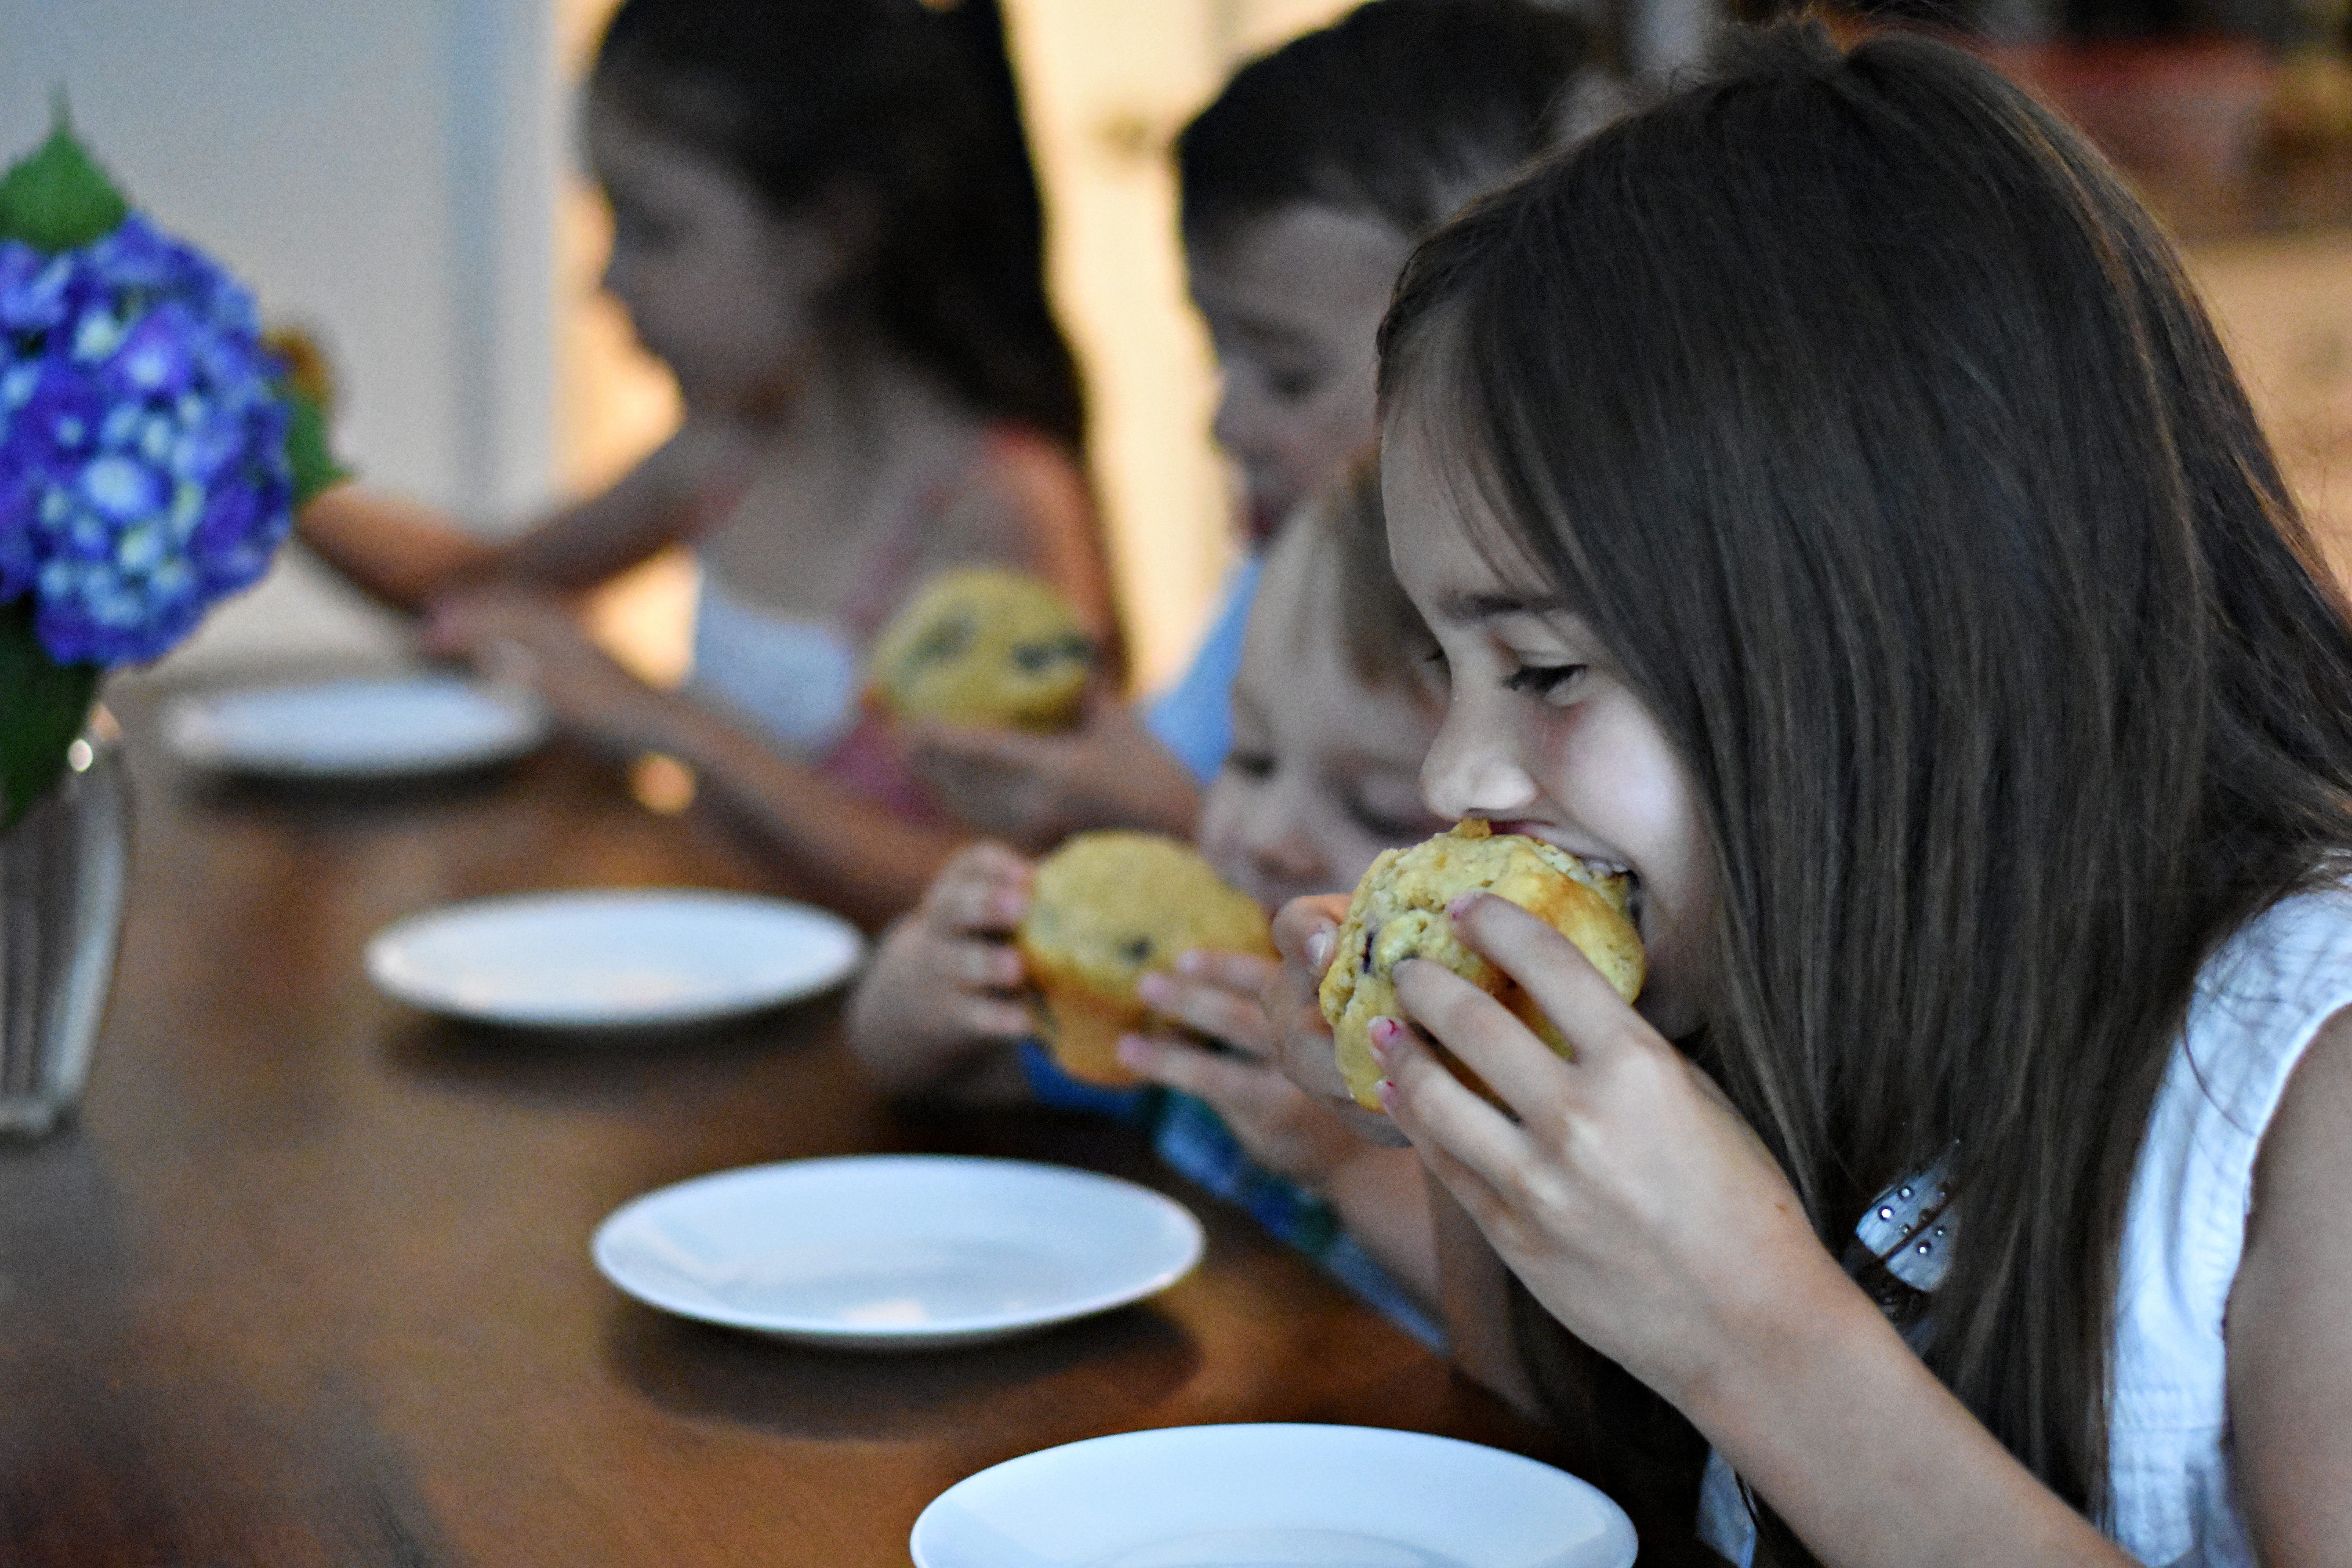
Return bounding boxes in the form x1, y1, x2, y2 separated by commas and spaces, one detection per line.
1240, 782, 1335, 911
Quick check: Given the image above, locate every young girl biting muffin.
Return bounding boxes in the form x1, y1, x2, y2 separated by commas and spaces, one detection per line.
1268, 23, 2352, 1564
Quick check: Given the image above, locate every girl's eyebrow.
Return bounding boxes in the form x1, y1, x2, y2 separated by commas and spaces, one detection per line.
1434, 589, 1568, 624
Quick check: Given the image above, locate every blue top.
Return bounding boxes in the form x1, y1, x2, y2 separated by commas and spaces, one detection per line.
1015, 1039, 1441, 1351
1023, 555, 1440, 1348
1143, 556, 1261, 784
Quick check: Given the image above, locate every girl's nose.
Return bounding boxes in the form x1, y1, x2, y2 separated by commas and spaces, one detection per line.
1420, 697, 1537, 822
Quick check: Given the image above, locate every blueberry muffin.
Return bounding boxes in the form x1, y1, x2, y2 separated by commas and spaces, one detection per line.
866, 567, 1093, 730
1318, 819, 1644, 1110
1017, 831, 1273, 1085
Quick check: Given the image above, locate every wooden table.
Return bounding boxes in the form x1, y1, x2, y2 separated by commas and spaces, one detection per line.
0, 678, 1708, 1566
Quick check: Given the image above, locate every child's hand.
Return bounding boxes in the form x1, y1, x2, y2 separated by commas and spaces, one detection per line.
1371, 891, 1848, 1405
1267, 893, 1408, 1147
845, 843, 1036, 1095
1115, 950, 1365, 1191
423, 583, 674, 754
901, 690, 1201, 852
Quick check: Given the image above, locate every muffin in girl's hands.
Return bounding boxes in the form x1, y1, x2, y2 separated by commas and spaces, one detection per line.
1318, 819, 1644, 1110
866, 567, 1095, 731
1017, 831, 1273, 1085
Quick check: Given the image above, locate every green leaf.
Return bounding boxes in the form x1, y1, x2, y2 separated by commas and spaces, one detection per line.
0, 599, 101, 830
278, 383, 352, 509
0, 98, 131, 255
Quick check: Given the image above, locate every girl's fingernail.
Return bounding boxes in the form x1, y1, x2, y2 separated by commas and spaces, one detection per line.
1368, 1016, 1403, 1061
1445, 891, 1483, 921
1136, 973, 1173, 1006
1176, 949, 1211, 976
1115, 1034, 1152, 1067
1374, 1078, 1400, 1110
1306, 929, 1334, 969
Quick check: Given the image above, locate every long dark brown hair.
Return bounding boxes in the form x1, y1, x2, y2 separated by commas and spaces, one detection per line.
591, 0, 1085, 452
1379, 20, 2352, 1555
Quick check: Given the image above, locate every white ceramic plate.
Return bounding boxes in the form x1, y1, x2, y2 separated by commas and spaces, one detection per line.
163, 674, 548, 778
911, 1423, 1637, 1568
365, 889, 863, 1027
592, 1155, 1205, 1348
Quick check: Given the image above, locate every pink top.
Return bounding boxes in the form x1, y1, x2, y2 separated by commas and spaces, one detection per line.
686, 425, 1079, 825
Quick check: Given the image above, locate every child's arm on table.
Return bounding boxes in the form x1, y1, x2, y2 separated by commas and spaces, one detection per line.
1120, 942, 1436, 1314
296, 417, 756, 611
1376, 892, 2146, 1568
844, 843, 1038, 1099
423, 585, 972, 930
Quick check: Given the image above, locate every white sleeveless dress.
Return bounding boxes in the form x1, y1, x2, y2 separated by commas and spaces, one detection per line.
1698, 883, 2352, 1566
687, 573, 860, 760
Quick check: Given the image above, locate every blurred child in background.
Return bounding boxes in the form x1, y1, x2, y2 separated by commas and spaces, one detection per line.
905, 0, 1620, 854
299, 0, 1113, 927
851, 466, 1448, 1337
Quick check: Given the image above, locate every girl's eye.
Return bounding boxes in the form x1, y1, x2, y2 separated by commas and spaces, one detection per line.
1222, 750, 1276, 782
1503, 662, 1586, 704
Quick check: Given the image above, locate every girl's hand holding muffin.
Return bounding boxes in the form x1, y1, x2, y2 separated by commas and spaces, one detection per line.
1117, 949, 1363, 1197
846, 842, 1036, 1097
1267, 892, 1405, 1147
1370, 892, 1835, 1399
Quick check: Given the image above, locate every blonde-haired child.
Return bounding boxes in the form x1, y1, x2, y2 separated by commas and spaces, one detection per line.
851, 466, 1446, 1329
298, 0, 1114, 927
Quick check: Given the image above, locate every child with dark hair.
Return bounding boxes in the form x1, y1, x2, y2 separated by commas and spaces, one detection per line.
298, 0, 1114, 926
904, 0, 1618, 847
1269, 22, 2352, 1565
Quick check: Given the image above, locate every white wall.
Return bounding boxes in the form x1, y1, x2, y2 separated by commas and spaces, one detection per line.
0, 0, 1366, 690
0, 0, 561, 672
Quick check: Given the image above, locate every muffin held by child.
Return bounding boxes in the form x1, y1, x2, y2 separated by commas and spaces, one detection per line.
1017, 831, 1273, 1084
1319, 819, 1644, 1110
866, 566, 1094, 731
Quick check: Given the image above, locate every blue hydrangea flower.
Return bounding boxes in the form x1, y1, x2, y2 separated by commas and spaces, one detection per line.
0, 214, 293, 666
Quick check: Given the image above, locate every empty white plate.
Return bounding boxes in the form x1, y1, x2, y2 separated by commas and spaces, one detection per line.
366, 889, 864, 1027
911, 1423, 1637, 1568
164, 674, 548, 778
592, 1155, 1205, 1348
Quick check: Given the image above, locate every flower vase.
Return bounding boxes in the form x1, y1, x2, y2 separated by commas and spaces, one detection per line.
0, 708, 129, 1136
